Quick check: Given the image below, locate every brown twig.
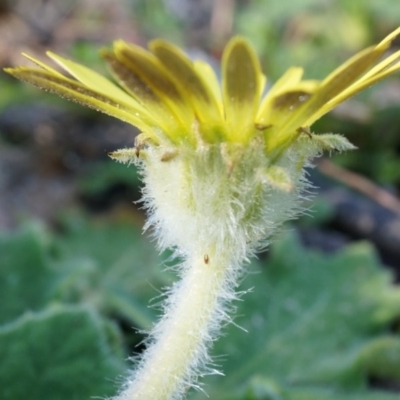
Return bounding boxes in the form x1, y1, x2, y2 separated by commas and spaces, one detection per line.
317, 158, 400, 215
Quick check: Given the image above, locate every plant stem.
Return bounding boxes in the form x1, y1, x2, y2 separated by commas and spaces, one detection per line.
116, 251, 234, 400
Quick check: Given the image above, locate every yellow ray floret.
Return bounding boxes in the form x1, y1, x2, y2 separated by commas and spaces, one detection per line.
150, 39, 223, 125
5, 64, 155, 131
222, 37, 264, 142
266, 26, 400, 152
5, 27, 400, 155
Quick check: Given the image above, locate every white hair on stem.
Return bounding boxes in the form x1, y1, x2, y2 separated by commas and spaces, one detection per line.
111, 132, 345, 400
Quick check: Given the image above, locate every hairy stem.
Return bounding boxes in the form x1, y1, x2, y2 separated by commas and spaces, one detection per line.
116, 250, 235, 400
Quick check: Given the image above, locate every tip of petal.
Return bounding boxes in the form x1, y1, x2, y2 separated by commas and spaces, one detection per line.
377, 26, 400, 49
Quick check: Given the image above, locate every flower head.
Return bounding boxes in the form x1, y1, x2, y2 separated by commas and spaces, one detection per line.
5, 27, 400, 159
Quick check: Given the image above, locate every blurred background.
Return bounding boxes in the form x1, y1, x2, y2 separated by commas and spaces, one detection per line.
1, 1, 400, 399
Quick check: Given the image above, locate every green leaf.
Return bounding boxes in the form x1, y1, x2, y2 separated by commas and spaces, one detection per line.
190, 232, 400, 399
0, 305, 125, 400
0, 215, 170, 331
52, 214, 172, 330
241, 378, 396, 400
0, 223, 57, 324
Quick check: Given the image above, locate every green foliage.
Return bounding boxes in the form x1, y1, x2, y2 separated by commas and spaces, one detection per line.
2, 218, 400, 399
128, 0, 183, 42
0, 217, 170, 399
0, 77, 45, 111
52, 214, 171, 329
78, 161, 141, 197
0, 306, 125, 400
0, 223, 55, 324
190, 233, 400, 399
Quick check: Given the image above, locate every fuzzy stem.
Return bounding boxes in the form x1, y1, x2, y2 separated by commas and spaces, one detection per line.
116, 251, 234, 400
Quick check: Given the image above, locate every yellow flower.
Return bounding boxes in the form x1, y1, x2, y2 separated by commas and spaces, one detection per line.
6, 30, 400, 400
5, 27, 400, 158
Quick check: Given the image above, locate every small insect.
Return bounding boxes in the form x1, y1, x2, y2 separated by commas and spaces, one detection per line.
204, 254, 209, 264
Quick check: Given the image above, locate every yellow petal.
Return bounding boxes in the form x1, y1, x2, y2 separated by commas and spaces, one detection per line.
263, 67, 304, 100
307, 58, 400, 125
102, 49, 192, 144
222, 37, 263, 142
22, 53, 65, 78
4, 67, 159, 139
377, 26, 400, 48
256, 67, 303, 125
268, 89, 313, 123
305, 58, 400, 126
112, 41, 195, 137
279, 27, 400, 134
284, 49, 382, 131
46, 51, 141, 109
150, 39, 223, 138
257, 81, 319, 129
101, 49, 162, 105
360, 49, 400, 81
193, 60, 223, 114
